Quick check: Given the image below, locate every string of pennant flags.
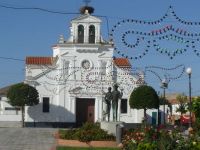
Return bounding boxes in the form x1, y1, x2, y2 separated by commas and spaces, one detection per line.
26, 58, 186, 95
38, 61, 185, 84
144, 64, 185, 82
110, 5, 200, 60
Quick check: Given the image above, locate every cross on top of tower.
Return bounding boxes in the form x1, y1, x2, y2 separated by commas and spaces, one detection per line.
84, 0, 91, 6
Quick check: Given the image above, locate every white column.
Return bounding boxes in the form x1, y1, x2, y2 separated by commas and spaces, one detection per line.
69, 96, 76, 122
69, 27, 74, 43
73, 24, 78, 43
96, 24, 100, 43
69, 60, 75, 80
106, 60, 113, 81
84, 25, 88, 43
118, 99, 121, 121
98, 60, 102, 75
95, 96, 103, 122
99, 98, 102, 121
59, 84, 65, 107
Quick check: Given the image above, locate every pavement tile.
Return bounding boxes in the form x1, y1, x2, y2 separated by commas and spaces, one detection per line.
0, 128, 57, 150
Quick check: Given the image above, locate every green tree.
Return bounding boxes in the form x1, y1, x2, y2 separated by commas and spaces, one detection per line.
192, 96, 200, 119
176, 94, 188, 115
129, 85, 159, 122
7, 83, 39, 127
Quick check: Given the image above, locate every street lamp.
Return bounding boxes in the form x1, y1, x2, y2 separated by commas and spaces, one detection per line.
161, 79, 168, 125
186, 67, 192, 128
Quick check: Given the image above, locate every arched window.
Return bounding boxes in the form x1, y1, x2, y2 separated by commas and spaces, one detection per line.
78, 25, 84, 43
89, 25, 95, 43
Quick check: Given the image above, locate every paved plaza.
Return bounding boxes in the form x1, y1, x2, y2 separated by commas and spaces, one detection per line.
0, 128, 57, 150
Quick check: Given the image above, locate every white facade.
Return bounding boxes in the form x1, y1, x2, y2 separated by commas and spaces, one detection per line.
24, 11, 144, 127
146, 105, 170, 125
0, 96, 21, 122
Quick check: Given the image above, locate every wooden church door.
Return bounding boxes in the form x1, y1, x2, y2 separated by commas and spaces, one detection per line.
76, 98, 95, 126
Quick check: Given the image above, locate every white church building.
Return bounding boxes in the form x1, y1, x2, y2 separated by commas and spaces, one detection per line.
23, 8, 147, 127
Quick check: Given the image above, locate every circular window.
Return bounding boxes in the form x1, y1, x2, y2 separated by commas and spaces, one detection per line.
81, 60, 91, 69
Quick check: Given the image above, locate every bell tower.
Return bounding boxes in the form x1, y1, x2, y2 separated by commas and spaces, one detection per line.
69, 6, 102, 44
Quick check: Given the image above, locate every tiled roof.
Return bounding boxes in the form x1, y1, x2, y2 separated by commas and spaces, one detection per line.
113, 58, 131, 68
26, 57, 55, 65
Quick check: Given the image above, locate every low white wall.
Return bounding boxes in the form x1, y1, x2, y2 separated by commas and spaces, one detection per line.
0, 114, 21, 121
119, 109, 144, 123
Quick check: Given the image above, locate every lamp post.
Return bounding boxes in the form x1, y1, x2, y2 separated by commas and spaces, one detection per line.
161, 79, 168, 125
186, 67, 192, 128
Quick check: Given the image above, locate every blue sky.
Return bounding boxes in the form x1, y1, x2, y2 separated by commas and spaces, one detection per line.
0, 0, 200, 96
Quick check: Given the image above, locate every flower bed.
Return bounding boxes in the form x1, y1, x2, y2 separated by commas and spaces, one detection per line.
122, 125, 200, 150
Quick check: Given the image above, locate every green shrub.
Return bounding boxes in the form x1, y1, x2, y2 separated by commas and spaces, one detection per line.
81, 122, 100, 130
76, 122, 115, 142
59, 129, 78, 140
59, 122, 115, 143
